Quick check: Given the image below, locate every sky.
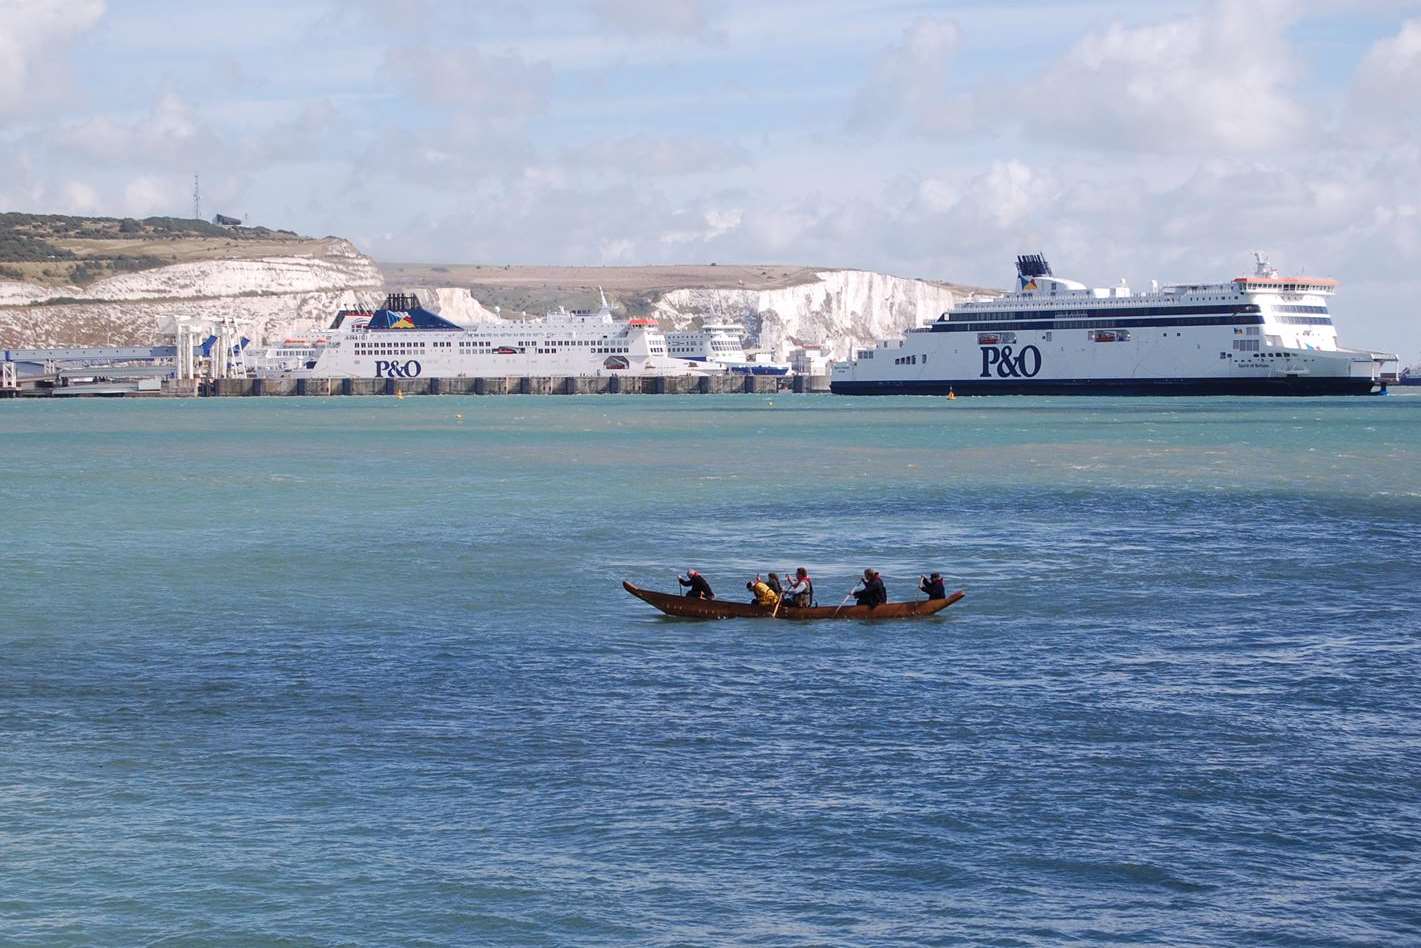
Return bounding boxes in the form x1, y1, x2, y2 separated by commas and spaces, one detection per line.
1, 0, 1419, 355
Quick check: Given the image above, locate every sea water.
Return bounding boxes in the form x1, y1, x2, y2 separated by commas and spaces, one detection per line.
1, 393, 1419, 945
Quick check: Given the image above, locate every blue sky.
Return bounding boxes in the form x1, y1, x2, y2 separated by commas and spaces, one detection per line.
1, 0, 1419, 354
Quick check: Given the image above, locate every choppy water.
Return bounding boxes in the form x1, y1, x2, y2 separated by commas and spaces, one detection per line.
2, 393, 1420, 945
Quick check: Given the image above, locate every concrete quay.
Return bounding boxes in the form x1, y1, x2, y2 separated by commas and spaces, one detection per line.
192, 374, 829, 397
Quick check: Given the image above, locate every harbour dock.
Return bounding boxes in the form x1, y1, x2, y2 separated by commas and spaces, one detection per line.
5, 372, 829, 398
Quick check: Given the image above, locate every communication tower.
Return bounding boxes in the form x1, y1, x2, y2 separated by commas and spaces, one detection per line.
192, 173, 201, 221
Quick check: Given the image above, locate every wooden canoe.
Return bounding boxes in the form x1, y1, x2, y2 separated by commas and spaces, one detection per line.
623, 581, 964, 621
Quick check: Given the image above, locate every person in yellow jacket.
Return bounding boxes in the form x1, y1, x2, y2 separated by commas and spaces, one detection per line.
746, 577, 780, 608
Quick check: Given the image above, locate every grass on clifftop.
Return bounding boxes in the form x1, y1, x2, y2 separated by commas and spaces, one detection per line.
0, 212, 313, 287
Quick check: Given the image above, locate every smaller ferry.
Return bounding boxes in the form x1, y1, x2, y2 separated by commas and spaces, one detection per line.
664, 323, 790, 376
242, 338, 327, 375
256, 291, 717, 380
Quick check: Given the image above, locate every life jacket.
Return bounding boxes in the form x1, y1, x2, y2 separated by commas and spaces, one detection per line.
751, 581, 778, 607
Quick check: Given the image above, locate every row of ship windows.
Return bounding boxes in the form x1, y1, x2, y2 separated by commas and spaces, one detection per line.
532, 346, 635, 354
869, 324, 1294, 359
944, 305, 1263, 322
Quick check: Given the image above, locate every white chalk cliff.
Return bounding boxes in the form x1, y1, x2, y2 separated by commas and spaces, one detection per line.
0, 239, 383, 348
650, 271, 970, 360
2, 249, 986, 360
416, 272, 979, 360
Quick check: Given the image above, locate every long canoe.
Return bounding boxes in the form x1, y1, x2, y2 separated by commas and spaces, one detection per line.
623, 581, 965, 620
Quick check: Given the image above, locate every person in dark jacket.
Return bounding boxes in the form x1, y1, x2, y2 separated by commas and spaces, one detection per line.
852, 568, 887, 607
766, 573, 784, 598
919, 572, 946, 600
677, 569, 715, 600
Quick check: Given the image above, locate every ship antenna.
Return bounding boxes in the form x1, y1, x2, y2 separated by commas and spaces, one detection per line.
1252, 250, 1277, 278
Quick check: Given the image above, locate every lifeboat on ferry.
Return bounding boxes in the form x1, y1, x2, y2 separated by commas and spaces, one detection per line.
495, 346, 519, 355
977, 333, 1002, 345
627, 317, 658, 327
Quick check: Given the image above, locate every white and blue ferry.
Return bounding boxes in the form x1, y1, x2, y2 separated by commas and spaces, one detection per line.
281, 292, 712, 380
831, 254, 1397, 395
664, 323, 789, 376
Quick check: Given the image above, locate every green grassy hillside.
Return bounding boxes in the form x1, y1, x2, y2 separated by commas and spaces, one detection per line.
0, 212, 312, 287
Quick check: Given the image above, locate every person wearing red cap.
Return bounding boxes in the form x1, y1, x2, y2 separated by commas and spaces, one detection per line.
677, 569, 715, 600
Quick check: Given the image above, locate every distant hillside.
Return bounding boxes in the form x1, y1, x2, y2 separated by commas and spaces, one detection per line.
379, 263, 832, 317
0, 212, 317, 288
382, 263, 1002, 361
0, 213, 381, 348
379, 263, 994, 316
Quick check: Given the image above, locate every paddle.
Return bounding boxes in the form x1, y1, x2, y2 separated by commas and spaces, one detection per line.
831, 585, 857, 617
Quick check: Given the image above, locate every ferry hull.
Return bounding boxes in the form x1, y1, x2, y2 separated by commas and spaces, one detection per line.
831, 376, 1382, 396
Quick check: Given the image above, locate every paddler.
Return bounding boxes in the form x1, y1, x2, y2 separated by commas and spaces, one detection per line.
918, 572, 946, 600
781, 567, 814, 607
851, 568, 887, 608
678, 569, 715, 600
746, 576, 780, 608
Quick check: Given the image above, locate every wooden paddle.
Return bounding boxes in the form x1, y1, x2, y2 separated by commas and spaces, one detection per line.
831, 586, 857, 617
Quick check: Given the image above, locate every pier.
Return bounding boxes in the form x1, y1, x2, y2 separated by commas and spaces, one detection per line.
200, 373, 823, 397
3, 340, 830, 398
4, 372, 830, 398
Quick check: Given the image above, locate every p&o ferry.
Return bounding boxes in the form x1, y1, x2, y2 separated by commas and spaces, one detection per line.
831, 254, 1397, 396
664, 323, 790, 376
276, 292, 712, 380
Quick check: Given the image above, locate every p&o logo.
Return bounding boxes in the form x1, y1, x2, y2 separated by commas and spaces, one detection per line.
374, 359, 422, 378
979, 345, 1042, 379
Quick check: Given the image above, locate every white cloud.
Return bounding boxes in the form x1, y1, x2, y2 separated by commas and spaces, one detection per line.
1022, 0, 1304, 153
61, 179, 99, 213
123, 176, 177, 217
850, 16, 964, 135
1347, 17, 1421, 140
384, 45, 551, 118
564, 135, 750, 177
589, 0, 717, 38
0, 0, 105, 114
56, 93, 219, 168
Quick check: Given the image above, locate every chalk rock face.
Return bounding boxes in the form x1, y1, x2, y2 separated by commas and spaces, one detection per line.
652, 270, 968, 360
418, 287, 506, 325
0, 239, 383, 348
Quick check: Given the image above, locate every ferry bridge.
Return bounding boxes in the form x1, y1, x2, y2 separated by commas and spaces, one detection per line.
2, 346, 176, 393
2, 319, 247, 396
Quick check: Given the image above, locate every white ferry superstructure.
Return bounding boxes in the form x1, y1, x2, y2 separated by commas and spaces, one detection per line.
831, 253, 1397, 396
664, 323, 790, 376
279, 292, 716, 380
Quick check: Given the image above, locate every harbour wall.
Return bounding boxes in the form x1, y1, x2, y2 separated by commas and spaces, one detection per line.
162, 374, 829, 398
